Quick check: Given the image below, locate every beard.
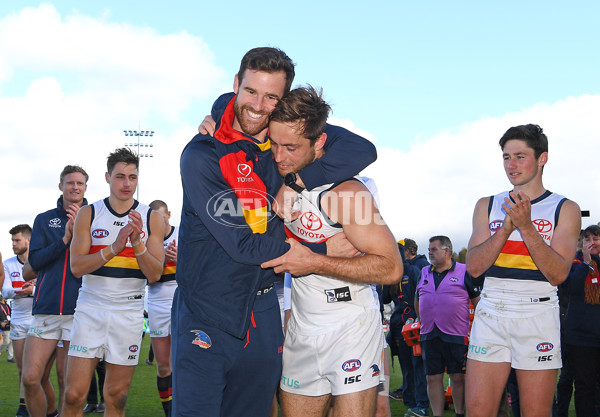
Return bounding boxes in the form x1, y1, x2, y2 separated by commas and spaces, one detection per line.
13, 246, 27, 256
233, 100, 270, 137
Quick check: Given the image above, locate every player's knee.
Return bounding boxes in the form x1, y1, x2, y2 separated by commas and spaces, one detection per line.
64, 386, 86, 408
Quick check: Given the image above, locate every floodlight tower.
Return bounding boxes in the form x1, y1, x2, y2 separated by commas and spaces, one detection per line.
123, 126, 154, 201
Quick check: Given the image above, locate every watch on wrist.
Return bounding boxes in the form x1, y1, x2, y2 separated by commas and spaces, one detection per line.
284, 172, 305, 193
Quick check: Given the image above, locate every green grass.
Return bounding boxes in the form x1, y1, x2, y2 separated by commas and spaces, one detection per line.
0, 336, 162, 417
0, 337, 576, 416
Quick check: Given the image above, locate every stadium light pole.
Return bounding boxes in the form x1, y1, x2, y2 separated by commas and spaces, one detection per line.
123, 127, 154, 201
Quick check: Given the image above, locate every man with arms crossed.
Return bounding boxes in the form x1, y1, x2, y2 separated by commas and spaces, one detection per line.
63, 148, 164, 417
465, 124, 581, 417
22, 165, 88, 417
176, 47, 376, 417
147, 199, 178, 417
261, 86, 403, 417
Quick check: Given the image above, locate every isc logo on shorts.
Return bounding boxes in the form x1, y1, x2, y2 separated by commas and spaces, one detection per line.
325, 286, 352, 303
342, 359, 361, 372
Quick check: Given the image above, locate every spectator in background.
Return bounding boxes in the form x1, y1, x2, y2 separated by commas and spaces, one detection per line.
83, 361, 106, 413
562, 224, 600, 416
385, 242, 430, 417
1, 292, 15, 362
404, 239, 430, 271
415, 236, 480, 417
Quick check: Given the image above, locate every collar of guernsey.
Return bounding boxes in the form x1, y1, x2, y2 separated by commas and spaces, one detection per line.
214, 95, 271, 234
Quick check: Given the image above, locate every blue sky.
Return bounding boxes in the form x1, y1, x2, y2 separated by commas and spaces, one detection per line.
1, 1, 599, 258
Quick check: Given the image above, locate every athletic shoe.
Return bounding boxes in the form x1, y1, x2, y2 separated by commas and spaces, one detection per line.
94, 403, 105, 413
389, 388, 403, 401
15, 405, 30, 417
7, 357, 15, 363
405, 407, 429, 417
83, 403, 97, 413
145, 358, 154, 365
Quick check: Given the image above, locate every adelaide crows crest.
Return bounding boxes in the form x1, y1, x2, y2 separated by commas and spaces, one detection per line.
191, 330, 212, 349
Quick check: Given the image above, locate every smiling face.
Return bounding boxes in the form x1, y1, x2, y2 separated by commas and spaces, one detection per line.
502, 139, 547, 188
106, 162, 138, 202
269, 120, 326, 177
232, 69, 287, 141
60, 172, 87, 206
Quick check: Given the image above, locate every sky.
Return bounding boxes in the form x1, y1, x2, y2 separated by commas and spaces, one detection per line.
1, 1, 599, 260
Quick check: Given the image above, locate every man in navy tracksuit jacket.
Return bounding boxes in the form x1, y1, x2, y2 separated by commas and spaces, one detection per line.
173, 47, 377, 417
22, 165, 88, 417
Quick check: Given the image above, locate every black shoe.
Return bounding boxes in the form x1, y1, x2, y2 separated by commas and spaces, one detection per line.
94, 403, 105, 413
389, 388, 403, 401
7, 357, 16, 363
83, 403, 97, 413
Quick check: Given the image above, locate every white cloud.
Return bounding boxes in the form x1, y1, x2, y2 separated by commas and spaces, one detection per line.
0, 4, 226, 256
362, 94, 600, 253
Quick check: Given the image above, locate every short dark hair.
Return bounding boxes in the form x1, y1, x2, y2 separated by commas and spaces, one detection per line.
404, 238, 418, 256
149, 200, 168, 211
270, 85, 331, 143
107, 148, 139, 175
429, 235, 453, 253
583, 225, 600, 239
238, 47, 296, 94
60, 165, 89, 184
9, 224, 32, 238
499, 124, 548, 159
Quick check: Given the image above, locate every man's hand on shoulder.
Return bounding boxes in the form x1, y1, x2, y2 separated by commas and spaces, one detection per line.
198, 115, 216, 136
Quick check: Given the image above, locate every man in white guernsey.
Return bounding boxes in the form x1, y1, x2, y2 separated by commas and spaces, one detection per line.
465, 124, 581, 417
147, 199, 178, 417
261, 86, 403, 417
2, 224, 36, 417
63, 148, 165, 417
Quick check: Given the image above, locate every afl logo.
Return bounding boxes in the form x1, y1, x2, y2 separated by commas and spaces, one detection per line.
342, 359, 361, 372
11, 272, 20, 278
237, 163, 252, 177
532, 219, 552, 233
92, 229, 109, 238
300, 212, 322, 231
489, 220, 503, 231
128, 345, 139, 353
536, 342, 553, 352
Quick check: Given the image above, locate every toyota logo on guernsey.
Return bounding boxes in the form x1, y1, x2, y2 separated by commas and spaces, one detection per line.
237, 163, 253, 182
206, 189, 277, 228
300, 212, 322, 231
49, 218, 61, 228
532, 219, 552, 233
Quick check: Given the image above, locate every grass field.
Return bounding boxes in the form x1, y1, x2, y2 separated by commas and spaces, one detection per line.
0, 336, 575, 416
